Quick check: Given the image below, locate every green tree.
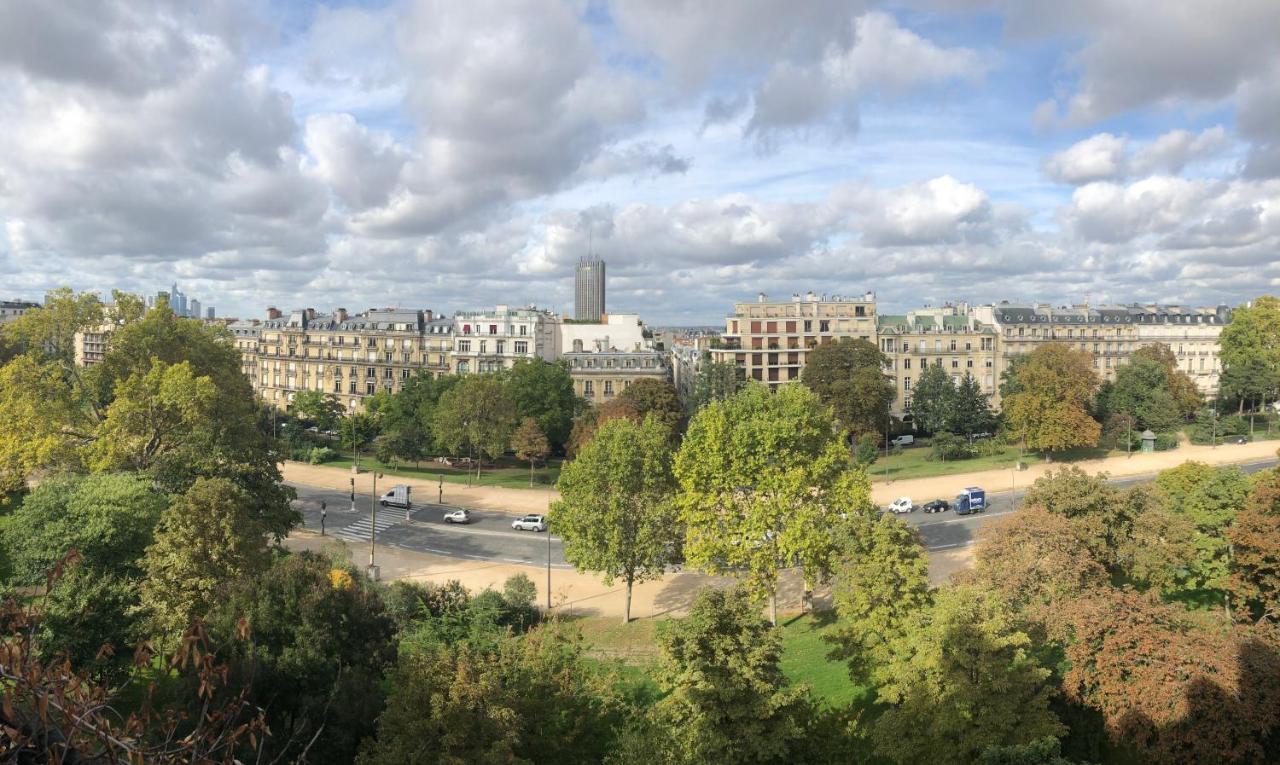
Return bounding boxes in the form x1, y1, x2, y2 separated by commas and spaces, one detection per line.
854, 432, 879, 466
952, 371, 998, 437
873, 585, 1065, 765
1131, 343, 1201, 417
552, 417, 680, 622
980, 738, 1081, 765
1021, 467, 1128, 565
827, 513, 931, 686
1218, 296, 1280, 413
800, 338, 895, 437
1002, 344, 1101, 454
674, 384, 872, 623
340, 410, 379, 459
511, 416, 550, 487
0, 354, 87, 492
646, 588, 815, 765
1154, 462, 1251, 601
617, 377, 685, 435
505, 359, 578, 451
292, 389, 345, 431
211, 551, 397, 765
1101, 356, 1182, 433
692, 357, 743, 410
139, 477, 270, 640
434, 374, 517, 470
360, 626, 624, 765
909, 363, 956, 434
2, 287, 105, 367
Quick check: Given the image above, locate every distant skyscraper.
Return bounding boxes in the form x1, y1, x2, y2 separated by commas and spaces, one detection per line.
574, 256, 605, 321
189, 298, 201, 320
206, 307, 215, 319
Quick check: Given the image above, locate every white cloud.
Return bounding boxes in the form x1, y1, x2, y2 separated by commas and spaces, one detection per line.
1043, 133, 1127, 184
1044, 127, 1232, 185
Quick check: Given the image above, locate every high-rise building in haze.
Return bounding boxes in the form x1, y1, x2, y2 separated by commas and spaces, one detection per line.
574, 256, 605, 321
189, 298, 201, 320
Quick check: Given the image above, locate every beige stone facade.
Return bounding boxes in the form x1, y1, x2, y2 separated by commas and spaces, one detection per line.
563, 350, 669, 405
247, 308, 451, 412
709, 292, 877, 388
878, 310, 999, 416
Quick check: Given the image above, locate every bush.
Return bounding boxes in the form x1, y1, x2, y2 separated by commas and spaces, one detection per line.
307, 446, 337, 465
929, 431, 975, 461
973, 433, 1007, 457
854, 433, 879, 466
1153, 432, 1180, 451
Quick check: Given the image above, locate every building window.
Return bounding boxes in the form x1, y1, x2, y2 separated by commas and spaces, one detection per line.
951, 359, 959, 368
479, 340, 487, 354
515, 341, 528, 354
903, 377, 911, 390
584, 381, 593, 395
458, 340, 471, 352
348, 381, 357, 393
489, 324, 498, 335
333, 382, 341, 393
457, 361, 470, 374
366, 367, 375, 378
496, 341, 505, 355
384, 352, 393, 362
903, 359, 911, 369
604, 380, 614, 395
366, 382, 376, 395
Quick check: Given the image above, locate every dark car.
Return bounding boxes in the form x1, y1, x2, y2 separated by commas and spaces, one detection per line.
922, 499, 950, 514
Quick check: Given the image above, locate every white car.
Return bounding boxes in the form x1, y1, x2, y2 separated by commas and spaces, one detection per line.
443, 509, 471, 524
512, 514, 547, 532
886, 497, 914, 514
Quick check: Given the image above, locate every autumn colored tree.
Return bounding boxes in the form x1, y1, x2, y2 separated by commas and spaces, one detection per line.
1228, 470, 1280, 622
617, 377, 685, 435
567, 397, 640, 455
873, 585, 1065, 764
1020, 467, 1128, 564
800, 338, 895, 437
552, 416, 681, 622
511, 417, 550, 486
1001, 344, 1101, 454
675, 384, 872, 623
1058, 588, 1280, 764
827, 513, 932, 685
970, 506, 1107, 624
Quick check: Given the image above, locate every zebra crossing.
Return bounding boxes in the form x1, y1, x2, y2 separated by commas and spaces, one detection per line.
332, 513, 400, 542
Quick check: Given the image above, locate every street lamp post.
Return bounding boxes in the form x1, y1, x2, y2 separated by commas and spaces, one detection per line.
368, 471, 383, 581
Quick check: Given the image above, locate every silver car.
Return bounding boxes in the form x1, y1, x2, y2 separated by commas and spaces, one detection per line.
511, 514, 547, 532
443, 509, 471, 524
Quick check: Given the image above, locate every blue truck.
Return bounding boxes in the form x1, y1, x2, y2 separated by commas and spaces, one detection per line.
954, 486, 986, 515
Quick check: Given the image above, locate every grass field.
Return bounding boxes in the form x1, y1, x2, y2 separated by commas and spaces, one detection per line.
322, 454, 563, 489
567, 611, 873, 709
868, 442, 1118, 482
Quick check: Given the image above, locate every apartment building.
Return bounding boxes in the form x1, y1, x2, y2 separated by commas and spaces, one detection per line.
73, 323, 115, 366
973, 302, 1230, 396
878, 308, 999, 416
451, 305, 558, 374
227, 319, 262, 378
564, 349, 669, 404
710, 292, 877, 387
249, 307, 452, 411
0, 299, 39, 325
556, 313, 647, 355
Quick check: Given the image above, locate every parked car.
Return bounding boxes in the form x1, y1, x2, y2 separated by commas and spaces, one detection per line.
1234, 435, 1249, 444
890, 435, 915, 447
443, 509, 471, 524
886, 497, 914, 514
512, 514, 547, 532
922, 499, 950, 514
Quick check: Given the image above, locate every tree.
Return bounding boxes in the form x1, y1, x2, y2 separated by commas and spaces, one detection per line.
827, 513, 931, 686
617, 377, 684, 435
567, 397, 640, 455
292, 389, 345, 431
340, 410, 380, 462
1154, 462, 1251, 601
1227, 470, 1280, 622
1218, 296, 1280, 413
952, 371, 997, 437
854, 432, 879, 466
139, 477, 271, 640
1021, 467, 1127, 564
909, 363, 956, 434
873, 585, 1065, 765
980, 738, 1081, 765
1132, 343, 1201, 417
434, 374, 517, 470
1115, 487, 1198, 595
1058, 588, 1280, 764
674, 384, 873, 623
360, 626, 624, 765
1002, 344, 1101, 454
552, 417, 681, 623
505, 359, 578, 451
800, 338, 895, 437
211, 551, 397, 765
970, 506, 1107, 622
2, 287, 105, 367
1101, 356, 1182, 433
646, 588, 815, 765
692, 357, 743, 410
511, 417, 550, 486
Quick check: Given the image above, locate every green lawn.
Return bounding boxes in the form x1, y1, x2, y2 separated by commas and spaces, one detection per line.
567, 611, 872, 709
869, 442, 1117, 482
317, 453, 563, 489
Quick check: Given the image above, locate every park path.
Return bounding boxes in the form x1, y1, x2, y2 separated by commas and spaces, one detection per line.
282, 438, 1279, 511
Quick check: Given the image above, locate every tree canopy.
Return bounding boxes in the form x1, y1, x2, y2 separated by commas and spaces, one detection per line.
1001, 344, 1101, 453
800, 338, 895, 437
505, 359, 579, 451
1218, 296, 1280, 411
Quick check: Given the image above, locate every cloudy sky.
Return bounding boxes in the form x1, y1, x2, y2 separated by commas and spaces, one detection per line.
1, 1, 1278, 324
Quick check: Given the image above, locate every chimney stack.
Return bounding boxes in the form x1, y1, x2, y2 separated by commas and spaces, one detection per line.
335, 307, 348, 322
266, 306, 281, 320
305, 308, 316, 321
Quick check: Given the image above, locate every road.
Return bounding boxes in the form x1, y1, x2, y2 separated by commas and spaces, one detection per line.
289, 457, 1278, 567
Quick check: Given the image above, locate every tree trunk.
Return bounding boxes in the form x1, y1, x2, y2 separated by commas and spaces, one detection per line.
529, 460, 534, 487
769, 587, 778, 626
624, 579, 633, 624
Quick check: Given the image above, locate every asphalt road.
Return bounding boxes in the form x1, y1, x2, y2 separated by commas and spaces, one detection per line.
289, 456, 1279, 566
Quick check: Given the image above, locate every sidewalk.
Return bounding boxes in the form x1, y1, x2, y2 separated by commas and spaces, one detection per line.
285, 529, 975, 620
284, 440, 1278, 512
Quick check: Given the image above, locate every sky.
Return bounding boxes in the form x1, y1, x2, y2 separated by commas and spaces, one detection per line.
1, 0, 1278, 325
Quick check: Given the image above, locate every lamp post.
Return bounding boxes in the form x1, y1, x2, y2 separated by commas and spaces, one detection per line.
368, 471, 384, 581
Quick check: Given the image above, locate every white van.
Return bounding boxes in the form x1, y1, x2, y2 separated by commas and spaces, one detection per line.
891, 435, 914, 447
379, 485, 412, 508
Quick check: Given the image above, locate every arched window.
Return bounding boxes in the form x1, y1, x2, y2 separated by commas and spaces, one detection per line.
573, 339, 584, 352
